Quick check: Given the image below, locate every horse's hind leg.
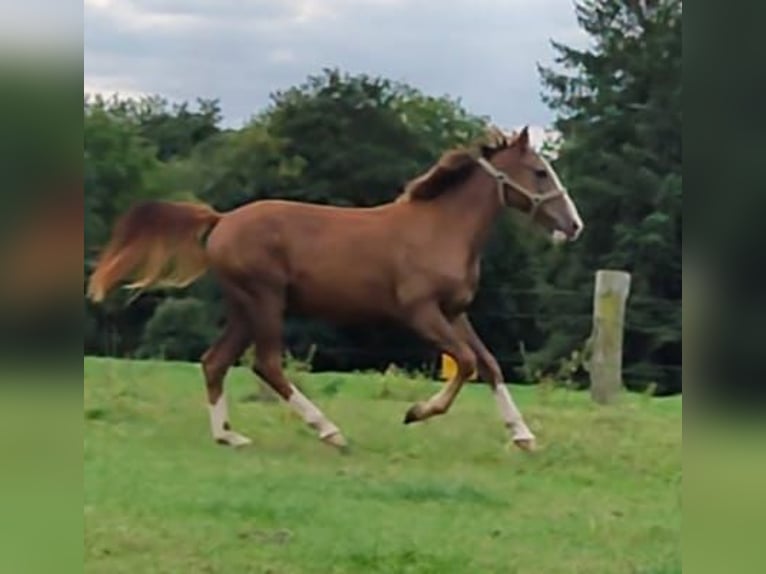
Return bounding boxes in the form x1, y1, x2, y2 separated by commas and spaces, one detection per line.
201, 313, 251, 447
239, 286, 348, 450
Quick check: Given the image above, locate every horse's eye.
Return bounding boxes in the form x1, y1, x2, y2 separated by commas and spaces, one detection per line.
535, 169, 548, 179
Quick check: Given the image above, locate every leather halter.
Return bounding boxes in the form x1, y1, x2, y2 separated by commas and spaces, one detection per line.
476, 156, 566, 220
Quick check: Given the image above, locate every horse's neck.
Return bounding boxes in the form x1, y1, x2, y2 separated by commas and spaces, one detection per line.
434, 173, 504, 257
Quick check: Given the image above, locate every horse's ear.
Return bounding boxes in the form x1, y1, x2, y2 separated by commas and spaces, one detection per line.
516, 126, 530, 152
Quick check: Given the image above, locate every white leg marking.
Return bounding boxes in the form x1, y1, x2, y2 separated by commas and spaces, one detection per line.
287, 385, 346, 446
208, 395, 251, 447
494, 384, 535, 442
209, 394, 228, 436
425, 388, 452, 415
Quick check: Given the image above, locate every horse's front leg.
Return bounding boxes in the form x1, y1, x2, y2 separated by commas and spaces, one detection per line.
452, 314, 536, 451
403, 305, 477, 423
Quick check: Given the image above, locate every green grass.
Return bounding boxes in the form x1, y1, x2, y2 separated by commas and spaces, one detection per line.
84, 357, 681, 574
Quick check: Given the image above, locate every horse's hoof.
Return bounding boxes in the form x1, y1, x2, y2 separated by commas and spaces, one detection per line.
403, 403, 424, 424
512, 437, 537, 452
215, 432, 252, 448
321, 431, 348, 451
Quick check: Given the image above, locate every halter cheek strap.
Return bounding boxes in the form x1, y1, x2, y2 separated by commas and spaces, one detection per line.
476, 156, 565, 220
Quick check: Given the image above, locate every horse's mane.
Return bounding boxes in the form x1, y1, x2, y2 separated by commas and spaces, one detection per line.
396, 127, 518, 203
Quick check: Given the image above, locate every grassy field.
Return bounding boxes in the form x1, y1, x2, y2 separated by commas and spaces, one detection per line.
84, 357, 681, 574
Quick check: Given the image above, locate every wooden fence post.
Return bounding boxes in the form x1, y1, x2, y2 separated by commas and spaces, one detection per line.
588, 270, 631, 404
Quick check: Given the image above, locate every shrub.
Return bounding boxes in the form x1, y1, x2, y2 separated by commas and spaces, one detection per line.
138, 297, 216, 361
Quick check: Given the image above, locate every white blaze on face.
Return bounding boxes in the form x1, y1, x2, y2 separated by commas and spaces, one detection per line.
540, 156, 584, 240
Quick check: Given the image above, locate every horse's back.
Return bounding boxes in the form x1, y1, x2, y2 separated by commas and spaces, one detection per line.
206, 199, 406, 317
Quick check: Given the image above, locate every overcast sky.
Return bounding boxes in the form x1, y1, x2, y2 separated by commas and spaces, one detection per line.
84, 0, 587, 131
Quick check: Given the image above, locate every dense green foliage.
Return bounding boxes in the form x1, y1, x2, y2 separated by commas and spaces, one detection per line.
85, 1, 681, 393
137, 297, 216, 361
84, 357, 681, 573
536, 0, 682, 391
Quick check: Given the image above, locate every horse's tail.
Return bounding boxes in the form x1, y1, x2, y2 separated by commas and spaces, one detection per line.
87, 200, 222, 303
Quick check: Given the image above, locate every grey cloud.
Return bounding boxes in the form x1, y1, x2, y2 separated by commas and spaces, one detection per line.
85, 0, 587, 128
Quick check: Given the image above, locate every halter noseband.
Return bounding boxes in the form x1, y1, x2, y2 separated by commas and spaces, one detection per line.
476, 156, 566, 220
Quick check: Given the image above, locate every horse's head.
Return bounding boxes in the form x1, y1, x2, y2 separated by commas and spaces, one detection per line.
479, 126, 583, 242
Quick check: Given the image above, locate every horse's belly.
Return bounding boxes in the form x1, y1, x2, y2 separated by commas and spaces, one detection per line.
287, 275, 394, 323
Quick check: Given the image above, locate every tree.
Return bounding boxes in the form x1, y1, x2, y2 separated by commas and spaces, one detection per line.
84, 96, 166, 250
262, 68, 487, 206
537, 0, 682, 393
84, 96, 188, 357
138, 298, 216, 361
185, 123, 307, 211
131, 97, 222, 162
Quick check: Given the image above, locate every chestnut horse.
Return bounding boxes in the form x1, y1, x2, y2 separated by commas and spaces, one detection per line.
87, 126, 583, 452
